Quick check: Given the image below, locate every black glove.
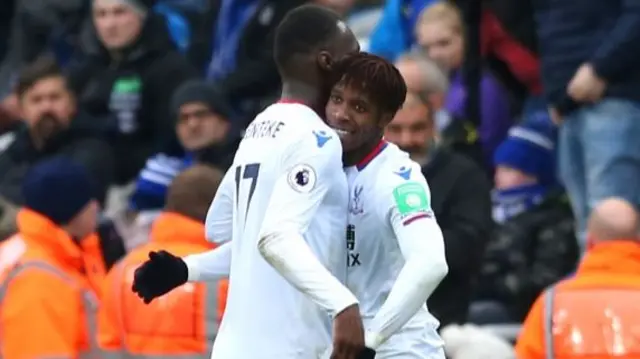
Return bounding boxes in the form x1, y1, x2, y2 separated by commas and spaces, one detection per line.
131, 250, 188, 304
357, 347, 376, 359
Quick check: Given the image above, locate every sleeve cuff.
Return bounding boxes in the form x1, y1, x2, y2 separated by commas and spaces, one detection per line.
183, 255, 201, 282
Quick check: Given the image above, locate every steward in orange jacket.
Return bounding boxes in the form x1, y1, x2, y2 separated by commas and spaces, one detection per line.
0, 158, 103, 359
516, 198, 640, 359
98, 165, 229, 358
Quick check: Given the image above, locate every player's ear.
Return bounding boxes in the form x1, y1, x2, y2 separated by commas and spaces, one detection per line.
317, 51, 333, 71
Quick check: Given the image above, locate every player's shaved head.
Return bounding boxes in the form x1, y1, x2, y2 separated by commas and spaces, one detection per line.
165, 165, 224, 222
587, 197, 639, 242
274, 4, 357, 78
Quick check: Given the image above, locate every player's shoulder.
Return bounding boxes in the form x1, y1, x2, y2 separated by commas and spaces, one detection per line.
376, 142, 427, 190
262, 103, 340, 149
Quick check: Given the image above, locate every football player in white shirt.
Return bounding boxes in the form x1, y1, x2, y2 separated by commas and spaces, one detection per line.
323, 52, 449, 358
131, 5, 375, 359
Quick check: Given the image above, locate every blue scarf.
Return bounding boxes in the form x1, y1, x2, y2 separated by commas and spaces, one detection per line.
492, 184, 550, 224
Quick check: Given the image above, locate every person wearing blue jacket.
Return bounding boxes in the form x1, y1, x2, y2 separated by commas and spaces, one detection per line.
368, 0, 435, 61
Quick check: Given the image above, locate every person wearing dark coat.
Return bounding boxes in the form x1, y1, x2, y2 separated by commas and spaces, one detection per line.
67, 0, 198, 184
385, 91, 493, 327
0, 56, 114, 240
470, 119, 579, 323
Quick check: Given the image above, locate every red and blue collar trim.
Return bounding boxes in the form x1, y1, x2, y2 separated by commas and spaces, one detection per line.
356, 140, 388, 171
278, 98, 307, 105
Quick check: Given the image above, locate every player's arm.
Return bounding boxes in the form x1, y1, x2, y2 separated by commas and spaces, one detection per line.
258, 131, 358, 318
366, 166, 448, 349
182, 168, 234, 282
183, 242, 231, 282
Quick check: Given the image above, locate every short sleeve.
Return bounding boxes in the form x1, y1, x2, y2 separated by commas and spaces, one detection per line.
260, 128, 344, 237
375, 161, 436, 232
205, 169, 235, 244
1, 269, 79, 359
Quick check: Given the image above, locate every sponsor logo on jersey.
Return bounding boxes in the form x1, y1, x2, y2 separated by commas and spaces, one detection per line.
393, 166, 412, 180
392, 182, 433, 225
312, 130, 332, 148
349, 185, 364, 215
287, 164, 317, 193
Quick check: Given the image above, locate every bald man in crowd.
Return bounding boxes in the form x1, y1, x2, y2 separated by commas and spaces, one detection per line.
516, 197, 640, 359
395, 52, 451, 131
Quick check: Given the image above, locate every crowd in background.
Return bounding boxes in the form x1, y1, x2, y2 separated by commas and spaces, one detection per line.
0, 0, 638, 358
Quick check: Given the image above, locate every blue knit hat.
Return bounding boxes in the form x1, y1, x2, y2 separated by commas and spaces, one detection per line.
22, 157, 95, 225
493, 120, 557, 185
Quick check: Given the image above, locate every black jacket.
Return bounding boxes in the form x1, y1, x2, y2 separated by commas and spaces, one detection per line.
423, 148, 493, 327
190, 0, 306, 124
532, 0, 640, 115
475, 192, 579, 321
67, 14, 198, 184
0, 114, 115, 205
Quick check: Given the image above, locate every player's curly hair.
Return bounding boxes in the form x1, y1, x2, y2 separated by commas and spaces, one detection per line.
329, 52, 407, 117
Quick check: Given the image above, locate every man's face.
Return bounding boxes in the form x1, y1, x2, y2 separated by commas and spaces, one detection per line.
176, 102, 229, 151
325, 80, 385, 152
416, 21, 463, 71
93, 0, 143, 50
20, 76, 76, 135
494, 166, 537, 190
385, 96, 434, 163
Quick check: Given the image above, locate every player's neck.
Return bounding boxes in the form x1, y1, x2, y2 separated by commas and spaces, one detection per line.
280, 80, 321, 111
343, 138, 384, 167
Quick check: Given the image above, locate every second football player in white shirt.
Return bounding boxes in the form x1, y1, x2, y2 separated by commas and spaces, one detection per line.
323, 53, 449, 358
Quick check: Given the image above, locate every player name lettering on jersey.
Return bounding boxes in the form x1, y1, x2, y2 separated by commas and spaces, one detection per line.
243, 119, 286, 139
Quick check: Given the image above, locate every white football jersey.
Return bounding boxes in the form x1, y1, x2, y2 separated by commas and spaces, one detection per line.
344, 141, 444, 356
208, 102, 349, 359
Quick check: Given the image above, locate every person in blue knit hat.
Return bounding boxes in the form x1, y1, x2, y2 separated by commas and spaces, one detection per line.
469, 119, 579, 324
22, 157, 99, 238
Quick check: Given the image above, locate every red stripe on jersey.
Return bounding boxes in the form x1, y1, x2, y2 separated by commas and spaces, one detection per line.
402, 213, 430, 226
278, 98, 307, 105
356, 140, 388, 171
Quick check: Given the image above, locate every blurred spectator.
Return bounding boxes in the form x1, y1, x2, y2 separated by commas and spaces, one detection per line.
385, 91, 492, 327
0, 0, 88, 120
67, 0, 198, 185
0, 158, 103, 359
533, 0, 640, 250
203, 0, 304, 124
516, 198, 640, 359
99, 165, 228, 356
130, 80, 239, 213
481, 0, 542, 116
416, 1, 513, 167
441, 323, 515, 359
367, 0, 435, 60
395, 52, 450, 131
471, 120, 578, 324
0, 56, 114, 239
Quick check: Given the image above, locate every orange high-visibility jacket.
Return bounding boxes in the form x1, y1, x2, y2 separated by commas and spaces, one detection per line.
0, 209, 103, 359
516, 241, 640, 359
98, 212, 229, 359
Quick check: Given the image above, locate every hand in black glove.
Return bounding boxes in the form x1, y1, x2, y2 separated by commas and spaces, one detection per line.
357, 347, 376, 359
131, 250, 188, 304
